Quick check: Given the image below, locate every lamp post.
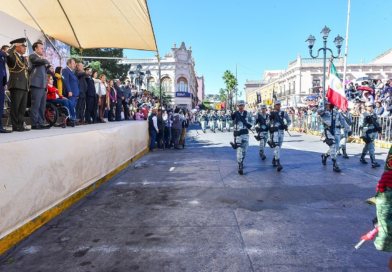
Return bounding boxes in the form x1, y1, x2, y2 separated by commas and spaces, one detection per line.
145, 69, 151, 91
305, 26, 344, 109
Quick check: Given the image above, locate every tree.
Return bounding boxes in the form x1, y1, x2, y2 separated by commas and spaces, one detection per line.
71, 47, 130, 81
219, 88, 227, 103
201, 98, 212, 110
222, 70, 237, 110
149, 85, 173, 105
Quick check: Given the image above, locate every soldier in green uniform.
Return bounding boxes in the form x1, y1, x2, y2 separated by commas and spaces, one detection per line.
209, 111, 218, 133
225, 110, 232, 132
254, 105, 270, 160
218, 111, 226, 132
337, 108, 353, 159
359, 102, 381, 168
199, 110, 208, 133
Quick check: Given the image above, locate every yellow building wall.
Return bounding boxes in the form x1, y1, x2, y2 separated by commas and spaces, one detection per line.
247, 92, 258, 110
260, 82, 279, 105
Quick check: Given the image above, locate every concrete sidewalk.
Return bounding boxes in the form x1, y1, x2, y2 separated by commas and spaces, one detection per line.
0, 126, 390, 272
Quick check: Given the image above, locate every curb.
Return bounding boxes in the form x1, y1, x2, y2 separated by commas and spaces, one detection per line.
0, 147, 149, 257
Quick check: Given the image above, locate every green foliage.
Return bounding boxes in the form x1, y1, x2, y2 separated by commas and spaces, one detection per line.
222, 70, 237, 110
219, 88, 227, 102
202, 98, 212, 110
149, 85, 173, 104
89, 61, 104, 76
7, 258, 14, 264
71, 47, 130, 81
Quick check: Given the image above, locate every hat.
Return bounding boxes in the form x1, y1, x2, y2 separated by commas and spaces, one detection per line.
237, 100, 245, 105
10, 38, 27, 46
274, 100, 281, 105
114, 79, 120, 83
260, 105, 267, 109
365, 102, 374, 107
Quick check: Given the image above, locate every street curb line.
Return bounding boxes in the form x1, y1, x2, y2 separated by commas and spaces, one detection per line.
289, 127, 392, 149
0, 146, 149, 257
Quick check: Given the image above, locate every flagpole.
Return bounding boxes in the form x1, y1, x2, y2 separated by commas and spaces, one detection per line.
342, 0, 351, 93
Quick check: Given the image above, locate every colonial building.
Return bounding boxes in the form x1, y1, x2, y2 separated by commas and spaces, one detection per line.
245, 49, 392, 109
119, 42, 199, 109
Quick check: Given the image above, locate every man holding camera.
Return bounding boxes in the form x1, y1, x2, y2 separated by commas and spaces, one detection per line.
230, 100, 253, 175
269, 101, 291, 171
318, 101, 350, 172
359, 102, 381, 168
254, 105, 270, 160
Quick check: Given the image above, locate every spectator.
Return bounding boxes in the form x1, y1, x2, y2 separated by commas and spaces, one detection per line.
29, 40, 51, 130
62, 59, 79, 124
148, 107, 159, 151
140, 104, 149, 120
74, 62, 90, 125
376, 101, 384, 116
135, 108, 144, 120
114, 79, 123, 121
54, 67, 63, 96
156, 109, 165, 150
172, 108, 183, 150
97, 74, 108, 123
91, 70, 101, 124
84, 67, 97, 124
0, 44, 11, 133
108, 79, 116, 122
46, 75, 78, 123
121, 80, 132, 120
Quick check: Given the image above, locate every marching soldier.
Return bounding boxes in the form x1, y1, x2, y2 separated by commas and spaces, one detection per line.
269, 101, 291, 171
6, 38, 30, 132
337, 107, 353, 159
230, 100, 253, 175
254, 105, 270, 160
209, 111, 218, 133
225, 110, 232, 132
218, 111, 226, 132
318, 101, 351, 172
199, 110, 208, 133
359, 102, 381, 168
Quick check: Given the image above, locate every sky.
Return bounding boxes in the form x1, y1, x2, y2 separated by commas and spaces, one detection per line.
124, 0, 392, 99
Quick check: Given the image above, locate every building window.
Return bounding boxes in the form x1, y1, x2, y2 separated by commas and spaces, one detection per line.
147, 77, 155, 91
312, 79, 320, 87
293, 81, 295, 93
161, 77, 172, 93
177, 77, 188, 92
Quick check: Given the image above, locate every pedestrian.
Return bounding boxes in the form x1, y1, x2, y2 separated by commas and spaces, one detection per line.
114, 79, 123, 121
254, 105, 270, 160
84, 67, 97, 124
231, 100, 253, 175
121, 80, 132, 120
97, 74, 108, 123
218, 111, 226, 132
0, 44, 11, 133
148, 107, 159, 151
269, 101, 291, 171
29, 40, 51, 130
172, 108, 183, 150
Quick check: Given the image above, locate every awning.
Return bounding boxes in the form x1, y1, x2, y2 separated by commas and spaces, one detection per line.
0, 0, 157, 51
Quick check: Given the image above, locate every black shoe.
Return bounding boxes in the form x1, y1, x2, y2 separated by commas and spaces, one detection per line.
0, 127, 12, 133
342, 148, 349, 159
332, 159, 341, 172
203, 130, 206, 133
321, 154, 327, 166
276, 159, 283, 172
262, 155, 266, 160
238, 162, 243, 175
371, 156, 381, 168
31, 126, 45, 130
15, 127, 29, 132
337, 148, 342, 156
360, 154, 368, 164
272, 158, 277, 167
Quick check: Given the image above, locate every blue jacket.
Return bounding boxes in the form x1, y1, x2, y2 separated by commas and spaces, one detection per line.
0, 51, 7, 87
62, 67, 79, 97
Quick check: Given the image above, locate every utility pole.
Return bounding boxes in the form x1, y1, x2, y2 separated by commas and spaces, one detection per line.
342, 0, 351, 95
235, 62, 238, 111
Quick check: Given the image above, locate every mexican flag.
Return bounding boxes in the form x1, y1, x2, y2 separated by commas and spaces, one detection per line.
326, 60, 348, 111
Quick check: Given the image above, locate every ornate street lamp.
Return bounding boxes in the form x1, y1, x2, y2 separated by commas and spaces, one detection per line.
145, 69, 151, 90
128, 71, 134, 85
306, 26, 343, 109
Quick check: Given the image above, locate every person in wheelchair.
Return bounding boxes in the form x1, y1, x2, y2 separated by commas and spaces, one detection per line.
46, 75, 78, 123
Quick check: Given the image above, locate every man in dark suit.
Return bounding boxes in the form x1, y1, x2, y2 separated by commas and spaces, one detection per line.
62, 58, 79, 124
84, 67, 97, 124
121, 80, 131, 120
29, 41, 51, 130
74, 62, 90, 125
6, 38, 30, 132
114, 79, 124, 121
0, 45, 11, 133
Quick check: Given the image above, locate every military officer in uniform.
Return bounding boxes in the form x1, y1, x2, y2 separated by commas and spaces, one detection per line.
254, 105, 270, 160
199, 110, 208, 133
318, 101, 351, 172
6, 38, 30, 132
231, 100, 253, 174
269, 101, 291, 171
225, 110, 232, 132
337, 108, 353, 159
359, 102, 381, 168
218, 111, 226, 132
209, 111, 218, 133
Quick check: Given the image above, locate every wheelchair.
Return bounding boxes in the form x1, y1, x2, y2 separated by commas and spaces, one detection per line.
4, 91, 74, 129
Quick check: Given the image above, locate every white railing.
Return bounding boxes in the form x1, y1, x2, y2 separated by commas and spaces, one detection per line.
301, 57, 343, 64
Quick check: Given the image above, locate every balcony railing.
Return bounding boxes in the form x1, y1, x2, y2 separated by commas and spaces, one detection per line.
301, 57, 343, 64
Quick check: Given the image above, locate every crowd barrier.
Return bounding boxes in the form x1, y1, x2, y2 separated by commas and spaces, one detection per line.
0, 121, 149, 256
289, 114, 392, 148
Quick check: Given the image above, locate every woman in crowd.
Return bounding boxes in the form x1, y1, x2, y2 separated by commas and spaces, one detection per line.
54, 67, 63, 96
98, 74, 108, 123
135, 108, 144, 120
108, 79, 116, 122
46, 75, 78, 123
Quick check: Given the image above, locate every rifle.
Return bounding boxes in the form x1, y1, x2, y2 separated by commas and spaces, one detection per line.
272, 111, 291, 137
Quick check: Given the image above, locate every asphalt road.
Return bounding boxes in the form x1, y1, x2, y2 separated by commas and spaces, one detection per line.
0, 124, 390, 272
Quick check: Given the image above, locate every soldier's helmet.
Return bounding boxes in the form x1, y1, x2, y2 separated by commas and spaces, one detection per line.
260, 105, 267, 109
274, 100, 282, 105
237, 100, 245, 106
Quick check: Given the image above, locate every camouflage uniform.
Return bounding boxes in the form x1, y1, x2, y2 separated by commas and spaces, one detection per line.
218, 111, 226, 132
209, 112, 218, 132
199, 111, 209, 133
225, 111, 232, 132
337, 110, 353, 159
254, 106, 270, 160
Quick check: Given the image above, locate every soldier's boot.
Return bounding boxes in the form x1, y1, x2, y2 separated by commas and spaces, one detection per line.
238, 161, 244, 175
342, 147, 349, 159
359, 153, 368, 164
276, 160, 283, 172
332, 159, 341, 172
259, 150, 263, 157
371, 156, 381, 168
337, 147, 342, 156
321, 154, 329, 166
272, 157, 277, 167
228, 129, 230, 132
203, 130, 206, 133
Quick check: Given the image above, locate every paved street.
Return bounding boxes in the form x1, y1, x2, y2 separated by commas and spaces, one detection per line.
0, 125, 390, 272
